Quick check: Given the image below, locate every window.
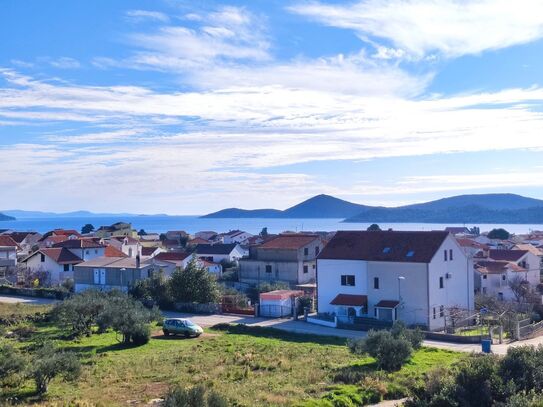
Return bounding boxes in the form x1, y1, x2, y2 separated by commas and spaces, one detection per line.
383, 247, 391, 254
63, 264, 69, 272
482, 287, 487, 294
444, 250, 448, 261
85, 250, 89, 255
315, 246, 320, 256
439, 305, 444, 317
341, 275, 355, 286
304, 248, 309, 256
312, 264, 316, 269
449, 249, 453, 261
374, 308, 377, 317
40, 253, 45, 262
373, 277, 379, 289
439, 276, 444, 289
433, 307, 436, 319
406, 250, 414, 257
502, 275, 506, 281
483, 275, 487, 280
303, 265, 308, 274
95, 249, 98, 254
265, 265, 272, 273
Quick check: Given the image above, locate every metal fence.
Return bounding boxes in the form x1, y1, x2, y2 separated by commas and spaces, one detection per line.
518, 318, 543, 340
259, 304, 292, 318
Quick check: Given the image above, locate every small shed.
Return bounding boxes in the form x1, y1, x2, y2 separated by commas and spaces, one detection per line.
259, 290, 304, 317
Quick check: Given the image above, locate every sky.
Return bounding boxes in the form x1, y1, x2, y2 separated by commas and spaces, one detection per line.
2, 0, 543, 215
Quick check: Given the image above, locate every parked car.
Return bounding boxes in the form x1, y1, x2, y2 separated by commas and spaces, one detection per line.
162, 318, 203, 338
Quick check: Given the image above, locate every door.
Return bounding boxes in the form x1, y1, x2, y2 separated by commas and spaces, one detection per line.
378, 308, 394, 322
100, 269, 106, 285
93, 269, 100, 284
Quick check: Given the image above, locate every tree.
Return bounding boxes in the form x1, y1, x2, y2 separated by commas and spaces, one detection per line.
487, 228, 510, 240
159, 233, 167, 241
509, 275, 531, 304
0, 344, 26, 388
367, 224, 381, 231
469, 226, 480, 236
169, 260, 220, 304
81, 223, 95, 234
446, 305, 469, 332
129, 272, 173, 309
349, 329, 413, 371
30, 342, 81, 394
138, 229, 147, 236
53, 289, 108, 337
260, 227, 268, 238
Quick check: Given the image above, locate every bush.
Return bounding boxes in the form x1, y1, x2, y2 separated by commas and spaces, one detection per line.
169, 260, 220, 304
348, 322, 422, 371
53, 289, 109, 337
163, 384, 228, 407
30, 342, 81, 394
129, 272, 174, 309
0, 344, 27, 388
500, 345, 543, 393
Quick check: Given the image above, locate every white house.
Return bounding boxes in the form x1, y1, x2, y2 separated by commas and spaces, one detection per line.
22, 248, 82, 285
195, 243, 247, 263
52, 239, 106, 261
220, 230, 253, 244
317, 230, 474, 331
105, 236, 142, 258
475, 260, 539, 301
198, 259, 223, 276
153, 252, 195, 271
487, 249, 541, 278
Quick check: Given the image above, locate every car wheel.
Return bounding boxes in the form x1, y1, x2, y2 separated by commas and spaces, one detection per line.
184, 331, 190, 338
163, 330, 169, 336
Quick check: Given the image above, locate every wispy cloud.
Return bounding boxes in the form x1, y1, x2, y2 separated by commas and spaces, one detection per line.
125, 10, 170, 23
289, 0, 543, 59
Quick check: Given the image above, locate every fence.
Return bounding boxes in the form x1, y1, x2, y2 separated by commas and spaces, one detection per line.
518, 318, 543, 340
174, 302, 221, 314
221, 303, 255, 316
259, 304, 292, 318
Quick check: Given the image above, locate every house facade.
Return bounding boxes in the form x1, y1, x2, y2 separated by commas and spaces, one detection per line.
94, 222, 137, 238
317, 231, 474, 331
195, 243, 247, 263
474, 260, 538, 301
22, 248, 82, 285
239, 234, 323, 287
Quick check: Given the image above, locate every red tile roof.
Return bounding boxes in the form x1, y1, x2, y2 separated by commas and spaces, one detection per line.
6, 232, 35, 243
53, 239, 104, 249
488, 250, 528, 262
0, 236, 19, 248
105, 245, 128, 258
259, 234, 319, 250
260, 290, 304, 300
475, 260, 525, 274
456, 238, 488, 249
35, 248, 82, 264
319, 231, 449, 263
330, 294, 368, 307
155, 252, 192, 261
141, 246, 160, 256
375, 300, 400, 308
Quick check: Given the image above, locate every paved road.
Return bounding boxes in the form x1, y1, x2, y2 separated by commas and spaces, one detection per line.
0, 294, 57, 305
1, 294, 538, 354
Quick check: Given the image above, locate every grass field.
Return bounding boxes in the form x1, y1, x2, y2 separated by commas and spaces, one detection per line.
0, 304, 465, 406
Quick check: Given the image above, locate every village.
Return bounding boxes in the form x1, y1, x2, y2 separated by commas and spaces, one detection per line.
1, 222, 543, 342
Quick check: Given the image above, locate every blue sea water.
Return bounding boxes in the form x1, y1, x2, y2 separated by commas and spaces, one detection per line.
0, 215, 541, 235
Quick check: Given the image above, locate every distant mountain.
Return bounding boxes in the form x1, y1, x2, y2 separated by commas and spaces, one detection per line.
0, 212, 15, 221
203, 193, 543, 223
1, 210, 146, 219
202, 194, 372, 219
345, 194, 543, 224
403, 193, 543, 211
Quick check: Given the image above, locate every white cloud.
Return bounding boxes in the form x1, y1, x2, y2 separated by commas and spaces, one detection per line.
125, 10, 170, 23
48, 57, 81, 69
289, 0, 543, 58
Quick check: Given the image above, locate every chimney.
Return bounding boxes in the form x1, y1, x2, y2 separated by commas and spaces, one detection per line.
136, 254, 140, 269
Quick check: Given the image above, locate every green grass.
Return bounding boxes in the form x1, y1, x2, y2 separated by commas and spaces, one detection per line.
0, 305, 466, 406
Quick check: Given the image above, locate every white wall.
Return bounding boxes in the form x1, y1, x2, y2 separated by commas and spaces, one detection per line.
428, 235, 473, 330
317, 259, 367, 314
24, 253, 72, 286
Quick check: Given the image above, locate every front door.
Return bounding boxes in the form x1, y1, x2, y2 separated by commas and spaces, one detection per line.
100, 269, 106, 285
93, 269, 100, 284
378, 308, 393, 321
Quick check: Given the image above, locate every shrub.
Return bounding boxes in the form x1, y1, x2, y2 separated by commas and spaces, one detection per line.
30, 342, 81, 394
163, 384, 228, 407
169, 260, 220, 304
500, 345, 543, 393
53, 289, 109, 337
129, 272, 174, 309
348, 328, 414, 371
0, 344, 27, 388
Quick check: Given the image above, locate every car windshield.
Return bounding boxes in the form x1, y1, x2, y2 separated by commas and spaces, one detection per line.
185, 320, 196, 327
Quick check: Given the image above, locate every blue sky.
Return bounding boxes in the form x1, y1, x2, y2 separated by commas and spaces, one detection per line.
2, 0, 543, 214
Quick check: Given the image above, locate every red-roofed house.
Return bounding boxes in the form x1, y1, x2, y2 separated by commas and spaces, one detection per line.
316, 231, 473, 330
0, 236, 19, 280
239, 234, 323, 287
22, 247, 83, 285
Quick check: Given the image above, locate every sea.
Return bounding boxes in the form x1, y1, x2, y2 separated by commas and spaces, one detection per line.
1, 216, 542, 235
